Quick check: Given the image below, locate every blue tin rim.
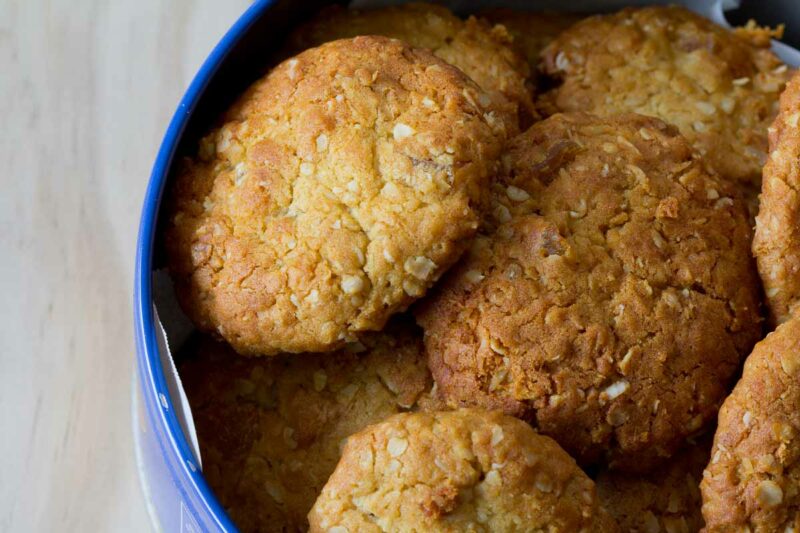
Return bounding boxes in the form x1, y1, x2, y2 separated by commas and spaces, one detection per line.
133, 0, 278, 530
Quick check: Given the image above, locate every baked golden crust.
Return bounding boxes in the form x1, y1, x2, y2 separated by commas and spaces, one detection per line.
479, 9, 581, 71
541, 6, 789, 188
165, 36, 506, 355
308, 409, 619, 532
597, 435, 710, 533
178, 321, 434, 532
416, 113, 761, 471
701, 315, 800, 532
286, 2, 534, 130
754, 72, 800, 325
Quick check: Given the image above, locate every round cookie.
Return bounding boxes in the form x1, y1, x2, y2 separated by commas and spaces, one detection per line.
178, 320, 435, 532
416, 112, 761, 471
165, 36, 506, 355
286, 2, 534, 130
307, 409, 619, 532
479, 9, 582, 73
701, 315, 800, 532
754, 71, 800, 326
540, 6, 789, 189
597, 435, 711, 533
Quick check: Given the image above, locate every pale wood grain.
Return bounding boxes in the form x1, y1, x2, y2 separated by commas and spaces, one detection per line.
0, 1, 250, 530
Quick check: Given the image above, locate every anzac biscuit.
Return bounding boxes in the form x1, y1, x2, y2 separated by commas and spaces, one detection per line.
286, 2, 534, 129
754, 72, 800, 325
308, 409, 618, 532
480, 9, 581, 73
597, 436, 710, 532
701, 315, 800, 532
541, 6, 788, 189
165, 36, 506, 355
416, 113, 761, 471
178, 321, 433, 532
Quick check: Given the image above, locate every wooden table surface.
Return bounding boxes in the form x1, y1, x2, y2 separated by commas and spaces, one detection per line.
0, 1, 249, 530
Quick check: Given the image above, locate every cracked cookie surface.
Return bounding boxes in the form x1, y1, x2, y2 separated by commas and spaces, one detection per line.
541, 6, 788, 189
754, 72, 800, 326
416, 113, 761, 472
701, 315, 800, 532
178, 320, 435, 532
286, 2, 534, 130
165, 36, 506, 355
597, 435, 710, 532
308, 409, 618, 532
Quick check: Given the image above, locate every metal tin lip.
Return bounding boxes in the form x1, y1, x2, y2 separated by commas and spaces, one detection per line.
131, 376, 163, 531
133, 0, 278, 529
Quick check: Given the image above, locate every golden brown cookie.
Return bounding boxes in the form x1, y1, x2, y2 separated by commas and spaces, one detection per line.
701, 315, 800, 532
541, 6, 789, 189
308, 409, 619, 532
165, 36, 506, 355
480, 9, 581, 71
754, 72, 800, 326
178, 320, 435, 532
416, 113, 761, 472
286, 2, 534, 130
597, 435, 711, 532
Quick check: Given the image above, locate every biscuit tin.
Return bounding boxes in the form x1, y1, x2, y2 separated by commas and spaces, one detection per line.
133, 0, 799, 531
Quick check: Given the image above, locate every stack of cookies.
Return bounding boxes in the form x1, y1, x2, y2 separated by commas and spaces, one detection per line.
164, 3, 799, 531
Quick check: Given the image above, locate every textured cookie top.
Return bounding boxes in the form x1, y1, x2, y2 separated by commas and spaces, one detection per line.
416, 113, 761, 471
541, 6, 788, 188
178, 321, 434, 532
286, 2, 534, 130
165, 36, 506, 355
754, 72, 800, 326
597, 435, 710, 533
308, 409, 618, 533
479, 9, 581, 72
701, 316, 800, 532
